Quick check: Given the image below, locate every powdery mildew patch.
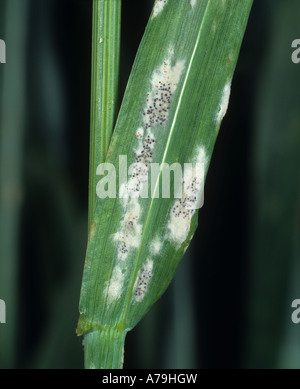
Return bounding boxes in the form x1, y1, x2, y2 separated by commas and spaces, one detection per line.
167, 147, 207, 244
104, 266, 125, 301
216, 81, 231, 124
107, 52, 185, 301
136, 127, 144, 139
152, 0, 168, 19
143, 59, 185, 130
116, 53, 185, 261
150, 236, 163, 255
190, 0, 197, 8
114, 200, 142, 261
134, 260, 153, 302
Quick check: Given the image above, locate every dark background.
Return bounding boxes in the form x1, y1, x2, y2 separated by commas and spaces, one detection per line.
0, 0, 299, 369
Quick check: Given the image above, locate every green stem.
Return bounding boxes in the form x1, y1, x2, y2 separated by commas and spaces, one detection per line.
84, 328, 126, 369
83, 0, 122, 369
88, 0, 121, 230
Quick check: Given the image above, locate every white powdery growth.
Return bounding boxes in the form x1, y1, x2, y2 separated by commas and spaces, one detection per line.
190, 0, 197, 8
136, 127, 144, 139
104, 266, 125, 301
167, 147, 207, 244
150, 236, 162, 255
115, 54, 185, 260
152, 0, 168, 19
114, 200, 142, 260
143, 58, 185, 130
119, 131, 156, 209
134, 260, 153, 302
217, 82, 231, 123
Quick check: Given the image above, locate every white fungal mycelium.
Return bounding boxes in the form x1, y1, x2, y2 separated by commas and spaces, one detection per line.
104, 266, 125, 301
143, 58, 185, 130
216, 81, 231, 123
190, 0, 197, 8
114, 200, 142, 260
116, 52, 185, 261
150, 236, 163, 255
109, 52, 185, 302
167, 147, 207, 244
152, 0, 168, 19
134, 260, 153, 302
136, 127, 144, 139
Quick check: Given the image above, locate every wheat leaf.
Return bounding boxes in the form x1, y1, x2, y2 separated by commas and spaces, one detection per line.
78, 0, 253, 369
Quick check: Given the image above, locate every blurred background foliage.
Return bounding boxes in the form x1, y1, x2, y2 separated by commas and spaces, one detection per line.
0, 0, 299, 369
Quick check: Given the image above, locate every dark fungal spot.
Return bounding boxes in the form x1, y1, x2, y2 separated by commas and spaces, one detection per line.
134, 262, 153, 300
143, 81, 173, 129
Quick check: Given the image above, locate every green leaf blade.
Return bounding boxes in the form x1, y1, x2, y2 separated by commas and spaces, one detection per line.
78, 0, 253, 368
